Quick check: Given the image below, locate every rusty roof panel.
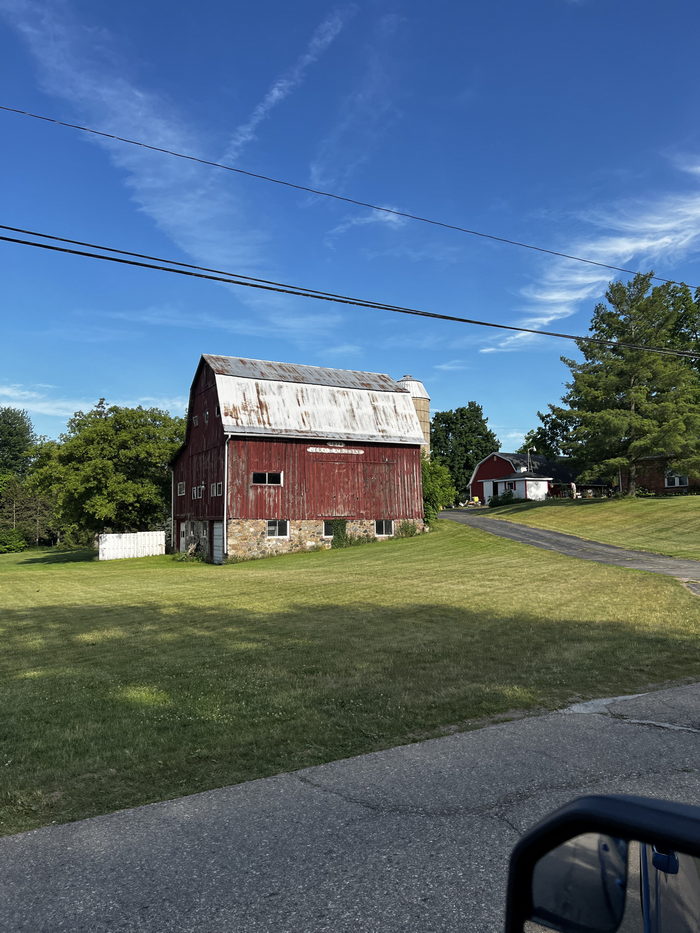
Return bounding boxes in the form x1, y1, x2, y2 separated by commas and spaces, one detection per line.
204, 354, 404, 393
214, 374, 425, 445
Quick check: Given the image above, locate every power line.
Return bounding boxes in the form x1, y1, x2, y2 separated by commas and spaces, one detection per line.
1, 224, 698, 359
2, 104, 698, 291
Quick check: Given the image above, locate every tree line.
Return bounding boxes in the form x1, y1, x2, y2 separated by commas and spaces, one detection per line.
0, 402, 185, 552
430, 273, 700, 501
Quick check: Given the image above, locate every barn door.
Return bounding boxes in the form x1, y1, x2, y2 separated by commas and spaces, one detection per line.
211, 521, 224, 565
315, 461, 359, 516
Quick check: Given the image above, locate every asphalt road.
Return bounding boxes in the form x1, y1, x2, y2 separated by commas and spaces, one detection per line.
1, 684, 699, 932
443, 510, 700, 594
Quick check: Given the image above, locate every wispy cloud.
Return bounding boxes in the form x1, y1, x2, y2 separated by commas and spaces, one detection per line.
434, 359, 469, 371
310, 13, 404, 191
0, 0, 259, 270
481, 165, 700, 353
0, 382, 187, 418
361, 242, 464, 265
322, 343, 362, 356
0, 0, 349, 343
324, 206, 407, 246
223, 8, 353, 163
493, 428, 527, 448
100, 303, 343, 341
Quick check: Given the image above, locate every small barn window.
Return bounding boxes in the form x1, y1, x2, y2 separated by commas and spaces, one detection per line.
192, 415, 199, 427
252, 472, 283, 485
204, 411, 209, 424
215, 405, 220, 417
665, 473, 688, 487
323, 521, 334, 537
177, 481, 185, 496
216, 481, 223, 496
192, 486, 203, 500
375, 519, 393, 536
267, 519, 289, 537
210, 483, 217, 496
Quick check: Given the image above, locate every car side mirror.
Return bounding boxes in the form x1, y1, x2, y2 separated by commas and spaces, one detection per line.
504, 795, 700, 932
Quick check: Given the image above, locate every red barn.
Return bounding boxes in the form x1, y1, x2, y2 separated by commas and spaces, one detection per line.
171, 355, 430, 561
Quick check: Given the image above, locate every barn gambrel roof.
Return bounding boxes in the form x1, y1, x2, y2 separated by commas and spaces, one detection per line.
202, 355, 426, 445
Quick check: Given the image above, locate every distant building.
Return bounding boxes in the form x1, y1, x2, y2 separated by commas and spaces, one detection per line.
171, 355, 430, 561
468, 452, 609, 502
625, 460, 700, 496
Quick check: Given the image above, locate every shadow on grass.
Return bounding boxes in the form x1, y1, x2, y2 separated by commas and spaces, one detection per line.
18, 548, 98, 564
2, 596, 698, 836
491, 499, 613, 515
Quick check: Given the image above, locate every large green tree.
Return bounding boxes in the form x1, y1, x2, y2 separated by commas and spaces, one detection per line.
0, 407, 35, 477
517, 407, 569, 461
557, 274, 700, 494
32, 401, 186, 535
431, 403, 499, 501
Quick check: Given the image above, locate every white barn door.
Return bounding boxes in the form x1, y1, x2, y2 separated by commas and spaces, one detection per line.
212, 521, 224, 565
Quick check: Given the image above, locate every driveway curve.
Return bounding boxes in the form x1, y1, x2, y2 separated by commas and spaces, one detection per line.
442, 509, 700, 594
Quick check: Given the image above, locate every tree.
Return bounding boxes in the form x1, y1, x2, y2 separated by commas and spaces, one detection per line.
0, 472, 57, 545
430, 403, 499, 502
517, 407, 569, 461
0, 407, 35, 477
33, 401, 186, 535
558, 274, 700, 495
422, 454, 458, 522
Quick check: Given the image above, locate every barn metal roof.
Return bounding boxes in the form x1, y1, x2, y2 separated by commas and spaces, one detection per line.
205, 355, 425, 445
204, 355, 403, 392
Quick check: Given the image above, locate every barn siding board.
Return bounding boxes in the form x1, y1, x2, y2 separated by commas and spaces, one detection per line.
228, 437, 423, 520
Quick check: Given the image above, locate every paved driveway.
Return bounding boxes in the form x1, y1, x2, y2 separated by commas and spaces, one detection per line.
1, 685, 699, 932
443, 510, 700, 594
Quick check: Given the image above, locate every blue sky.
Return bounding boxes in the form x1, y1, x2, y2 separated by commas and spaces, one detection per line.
2, 0, 700, 447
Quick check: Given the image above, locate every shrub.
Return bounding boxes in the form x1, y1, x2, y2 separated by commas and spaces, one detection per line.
422, 456, 457, 523
0, 528, 27, 553
329, 519, 351, 549
488, 490, 515, 508
394, 520, 418, 538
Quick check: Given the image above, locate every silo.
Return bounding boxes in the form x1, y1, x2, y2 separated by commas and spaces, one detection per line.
397, 375, 431, 455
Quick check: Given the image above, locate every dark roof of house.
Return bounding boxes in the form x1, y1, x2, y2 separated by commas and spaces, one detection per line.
499, 471, 553, 480
497, 452, 576, 483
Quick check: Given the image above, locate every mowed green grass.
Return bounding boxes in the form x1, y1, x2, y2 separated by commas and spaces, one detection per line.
1, 520, 698, 836
488, 497, 700, 560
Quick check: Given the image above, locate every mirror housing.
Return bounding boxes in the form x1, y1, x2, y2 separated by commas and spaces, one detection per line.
504, 795, 700, 932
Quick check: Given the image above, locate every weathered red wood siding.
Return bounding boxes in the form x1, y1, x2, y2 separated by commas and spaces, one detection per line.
470, 454, 515, 502
228, 438, 423, 520
172, 363, 225, 523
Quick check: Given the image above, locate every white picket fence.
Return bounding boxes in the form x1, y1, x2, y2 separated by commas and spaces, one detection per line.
98, 531, 165, 561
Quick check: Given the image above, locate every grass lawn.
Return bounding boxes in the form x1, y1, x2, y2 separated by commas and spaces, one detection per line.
1, 520, 698, 836
487, 497, 700, 560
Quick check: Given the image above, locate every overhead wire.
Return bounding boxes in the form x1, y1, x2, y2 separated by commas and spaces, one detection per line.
1, 104, 698, 291
1, 224, 698, 359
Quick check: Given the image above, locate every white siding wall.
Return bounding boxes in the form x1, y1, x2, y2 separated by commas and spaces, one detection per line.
98, 531, 165, 561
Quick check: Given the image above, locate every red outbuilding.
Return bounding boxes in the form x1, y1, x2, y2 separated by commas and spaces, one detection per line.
171, 355, 430, 561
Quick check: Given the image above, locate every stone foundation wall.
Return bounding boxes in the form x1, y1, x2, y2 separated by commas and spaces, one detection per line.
226, 518, 426, 560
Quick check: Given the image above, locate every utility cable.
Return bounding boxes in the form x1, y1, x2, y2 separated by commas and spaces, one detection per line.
1, 224, 698, 359
1, 104, 697, 291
